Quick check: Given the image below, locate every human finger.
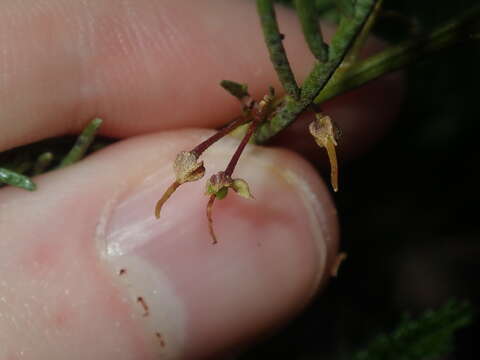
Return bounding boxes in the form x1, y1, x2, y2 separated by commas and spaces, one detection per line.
0, 0, 400, 159
0, 128, 338, 359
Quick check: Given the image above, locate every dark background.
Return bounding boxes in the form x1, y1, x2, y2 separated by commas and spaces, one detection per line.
240, 0, 479, 359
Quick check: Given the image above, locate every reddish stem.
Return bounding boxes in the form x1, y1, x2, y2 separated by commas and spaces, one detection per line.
225, 117, 259, 176
192, 116, 250, 157
206, 194, 218, 244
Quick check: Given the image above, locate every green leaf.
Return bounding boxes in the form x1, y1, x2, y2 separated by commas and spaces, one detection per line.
220, 80, 249, 100
58, 117, 103, 168
0, 168, 37, 191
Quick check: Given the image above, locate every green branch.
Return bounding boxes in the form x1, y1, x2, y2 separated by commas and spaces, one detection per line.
315, 3, 480, 104
257, 0, 300, 99
254, 1, 480, 144
340, 0, 383, 69
299, 0, 377, 104
0, 167, 36, 191
294, 0, 329, 62
255, 0, 378, 144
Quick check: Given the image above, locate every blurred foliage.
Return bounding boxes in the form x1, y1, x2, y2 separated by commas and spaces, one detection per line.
352, 300, 473, 360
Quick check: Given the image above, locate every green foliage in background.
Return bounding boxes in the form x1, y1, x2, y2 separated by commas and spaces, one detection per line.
353, 300, 473, 360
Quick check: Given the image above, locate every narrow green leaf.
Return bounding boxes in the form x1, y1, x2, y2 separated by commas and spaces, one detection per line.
295, 0, 329, 62
0, 168, 37, 191
257, 0, 301, 99
255, 0, 378, 143
220, 80, 249, 100
58, 117, 103, 168
315, 3, 480, 104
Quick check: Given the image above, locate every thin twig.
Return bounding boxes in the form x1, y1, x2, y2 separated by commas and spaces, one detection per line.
57, 118, 103, 168
225, 120, 259, 177
255, 1, 480, 144
301, 0, 377, 103
0, 167, 36, 191
257, 0, 300, 99
315, 4, 480, 104
254, 0, 378, 143
339, 0, 383, 70
192, 116, 250, 157
294, 0, 329, 62
321, 0, 383, 95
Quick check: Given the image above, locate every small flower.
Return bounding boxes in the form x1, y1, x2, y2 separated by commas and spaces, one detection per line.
205, 171, 232, 199
154, 86, 271, 243
309, 113, 339, 192
205, 171, 254, 243
173, 151, 205, 184
205, 172, 253, 200
155, 151, 205, 219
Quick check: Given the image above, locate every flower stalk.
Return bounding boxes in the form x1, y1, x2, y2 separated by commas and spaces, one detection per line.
205, 89, 274, 243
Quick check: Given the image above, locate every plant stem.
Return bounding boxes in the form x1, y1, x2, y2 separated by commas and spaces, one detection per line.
321, 0, 382, 98
315, 5, 480, 104
0, 167, 36, 191
294, 0, 328, 62
192, 116, 250, 157
225, 119, 258, 177
254, 0, 377, 144
254, 1, 480, 144
301, 0, 377, 103
257, 0, 300, 99
58, 118, 103, 168
340, 0, 383, 69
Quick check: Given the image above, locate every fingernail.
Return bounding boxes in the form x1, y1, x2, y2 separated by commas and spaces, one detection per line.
101, 136, 335, 358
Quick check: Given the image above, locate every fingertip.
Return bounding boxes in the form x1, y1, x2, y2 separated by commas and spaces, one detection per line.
0, 128, 338, 359
101, 130, 339, 357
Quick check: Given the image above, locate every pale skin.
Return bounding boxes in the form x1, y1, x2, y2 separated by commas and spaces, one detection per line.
0, 1, 402, 359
